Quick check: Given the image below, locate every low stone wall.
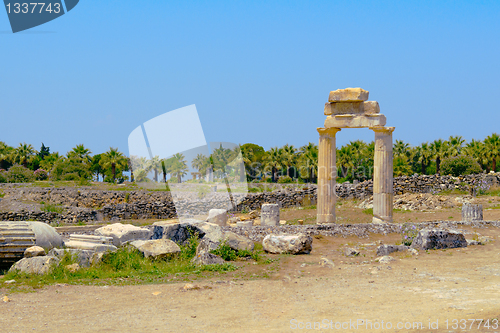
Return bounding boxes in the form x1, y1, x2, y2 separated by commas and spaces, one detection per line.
0, 173, 498, 223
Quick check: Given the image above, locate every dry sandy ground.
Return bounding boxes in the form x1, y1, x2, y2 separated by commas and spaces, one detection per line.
2, 226, 500, 333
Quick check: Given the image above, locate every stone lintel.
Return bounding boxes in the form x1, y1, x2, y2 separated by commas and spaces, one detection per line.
328, 88, 369, 102
324, 101, 380, 115
324, 114, 386, 129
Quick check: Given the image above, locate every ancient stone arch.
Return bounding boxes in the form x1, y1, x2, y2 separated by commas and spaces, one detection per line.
317, 88, 394, 224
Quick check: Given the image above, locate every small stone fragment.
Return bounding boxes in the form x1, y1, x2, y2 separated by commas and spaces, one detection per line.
319, 258, 335, 268
376, 256, 396, 264
65, 263, 80, 273
345, 248, 359, 257
24, 246, 46, 258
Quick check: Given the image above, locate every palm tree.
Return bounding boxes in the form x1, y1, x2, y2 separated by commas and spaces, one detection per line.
10, 143, 36, 168
211, 144, 233, 179
393, 156, 413, 176
148, 156, 162, 182
485, 133, 500, 172
464, 139, 488, 172
99, 148, 129, 183
393, 140, 411, 160
168, 153, 188, 183
430, 139, 447, 174
264, 147, 283, 182
67, 144, 92, 161
337, 145, 354, 179
298, 142, 318, 183
39, 152, 62, 173
446, 135, 465, 157
281, 144, 297, 178
416, 142, 432, 174
192, 153, 208, 174
0, 142, 13, 170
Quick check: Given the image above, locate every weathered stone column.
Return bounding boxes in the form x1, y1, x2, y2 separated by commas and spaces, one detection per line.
317, 127, 340, 224
371, 126, 395, 223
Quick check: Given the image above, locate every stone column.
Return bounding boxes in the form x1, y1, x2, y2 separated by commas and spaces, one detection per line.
371, 126, 395, 223
317, 127, 340, 224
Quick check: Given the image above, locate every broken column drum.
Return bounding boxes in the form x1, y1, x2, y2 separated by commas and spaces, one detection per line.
317, 88, 395, 224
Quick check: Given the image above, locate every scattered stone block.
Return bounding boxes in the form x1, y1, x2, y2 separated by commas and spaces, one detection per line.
328, 88, 369, 102
152, 220, 206, 243
261, 204, 279, 226
408, 248, 419, 256
223, 231, 254, 251
94, 223, 152, 247
26, 221, 63, 250
262, 234, 312, 254
130, 239, 180, 259
462, 203, 483, 222
319, 257, 335, 268
376, 256, 396, 264
376, 244, 408, 256
198, 222, 224, 244
48, 248, 98, 268
24, 246, 46, 258
207, 209, 228, 226
9, 256, 60, 275
410, 229, 467, 250
344, 248, 359, 257
196, 238, 220, 255
191, 252, 225, 266
248, 210, 259, 219
230, 216, 241, 224
65, 263, 80, 273
64, 234, 117, 253
236, 220, 253, 227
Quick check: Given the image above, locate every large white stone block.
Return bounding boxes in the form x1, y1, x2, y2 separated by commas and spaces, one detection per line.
94, 223, 152, 247
262, 234, 313, 254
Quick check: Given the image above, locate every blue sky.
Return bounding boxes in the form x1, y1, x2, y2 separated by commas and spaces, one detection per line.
1, 0, 499, 156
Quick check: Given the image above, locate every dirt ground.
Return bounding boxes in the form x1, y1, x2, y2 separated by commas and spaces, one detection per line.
1, 223, 500, 332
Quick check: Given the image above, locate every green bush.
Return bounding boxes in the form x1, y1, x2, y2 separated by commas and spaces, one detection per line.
440, 155, 482, 177
277, 175, 293, 183
0, 170, 7, 183
51, 157, 92, 181
6, 164, 34, 183
211, 242, 238, 261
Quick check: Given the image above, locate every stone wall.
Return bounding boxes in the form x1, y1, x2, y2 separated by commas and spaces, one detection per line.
0, 173, 498, 223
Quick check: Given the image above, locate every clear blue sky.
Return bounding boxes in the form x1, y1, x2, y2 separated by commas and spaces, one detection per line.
1, 0, 499, 156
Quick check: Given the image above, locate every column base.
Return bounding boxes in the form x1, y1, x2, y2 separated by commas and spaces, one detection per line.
317, 214, 336, 224
372, 216, 393, 224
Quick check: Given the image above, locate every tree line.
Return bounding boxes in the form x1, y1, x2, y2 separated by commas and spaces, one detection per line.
240, 133, 500, 183
0, 133, 499, 184
0, 143, 129, 183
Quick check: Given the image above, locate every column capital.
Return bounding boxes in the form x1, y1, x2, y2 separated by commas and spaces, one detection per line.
317, 127, 341, 136
370, 126, 395, 134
